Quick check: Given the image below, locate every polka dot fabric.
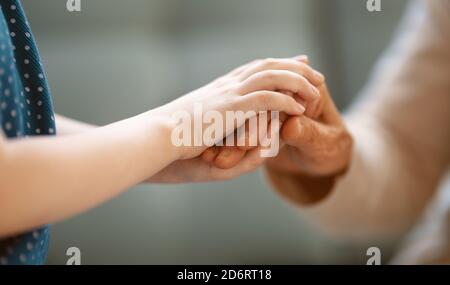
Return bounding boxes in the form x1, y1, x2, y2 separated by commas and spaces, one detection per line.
0, 0, 56, 265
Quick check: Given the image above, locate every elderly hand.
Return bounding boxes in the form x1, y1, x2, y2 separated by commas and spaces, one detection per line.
266, 82, 353, 177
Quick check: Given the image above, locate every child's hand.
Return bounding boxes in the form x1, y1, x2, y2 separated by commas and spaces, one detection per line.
155, 56, 323, 161
200, 56, 325, 169
147, 145, 267, 183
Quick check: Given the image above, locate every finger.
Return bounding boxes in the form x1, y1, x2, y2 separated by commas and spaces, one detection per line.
280, 115, 352, 175
281, 115, 351, 158
214, 116, 259, 169
239, 109, 289, 151
238, 70, 320, 105
214, 146, 247, 169
316, 84, 343, 125
280, 87, 318, 119
209, 146, 266, 180
213, 110, 284, 169
201, 146, 221, 162
293, 55, 309, 64
212, 111, 267, 169
290, 56, 324, 118
278, 112, 289, 123
282, 90, 295, 97
281, 115, 325, 149
236, 90, 306, 116
232, 145, 266, 173
240, 70, 320, 118
236, 113, 268, 150
312, 87, 326, 119
213, 130, 247, 169
230, 55, 309, 78
305, 95, 321, 118
236, 117, 256, 151
237, 58, 324, 86
289, 85, 320, 119
230, 55, 311, 79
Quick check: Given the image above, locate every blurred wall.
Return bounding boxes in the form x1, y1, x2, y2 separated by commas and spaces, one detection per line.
22, 0, 407, 264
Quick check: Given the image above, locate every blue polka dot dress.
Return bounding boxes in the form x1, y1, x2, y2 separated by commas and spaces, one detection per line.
0, 0, 56, 265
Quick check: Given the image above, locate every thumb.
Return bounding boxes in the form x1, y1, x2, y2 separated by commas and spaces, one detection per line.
280, 115, 326, 150
280, 115, 353, 175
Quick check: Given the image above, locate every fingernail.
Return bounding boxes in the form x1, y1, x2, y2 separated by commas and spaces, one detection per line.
314, 70, 325, 81
296, 104, 305, 114
311, 86, 320, 97
294, 55, 308, 62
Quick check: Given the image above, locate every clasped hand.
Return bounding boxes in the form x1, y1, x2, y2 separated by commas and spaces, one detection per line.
149, 55, 352, 183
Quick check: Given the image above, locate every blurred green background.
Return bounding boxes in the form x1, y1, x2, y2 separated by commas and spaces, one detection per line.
22, 0, 408, 264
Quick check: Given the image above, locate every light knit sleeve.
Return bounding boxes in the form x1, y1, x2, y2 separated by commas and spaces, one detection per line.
301, 0, 450, 240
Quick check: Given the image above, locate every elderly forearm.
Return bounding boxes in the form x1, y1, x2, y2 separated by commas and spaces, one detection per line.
297, 116, 440, 240
268, 0, 450, 241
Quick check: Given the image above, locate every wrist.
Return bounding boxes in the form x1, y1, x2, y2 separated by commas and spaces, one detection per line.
265, 164, 337, 206
138, 110, 182, 162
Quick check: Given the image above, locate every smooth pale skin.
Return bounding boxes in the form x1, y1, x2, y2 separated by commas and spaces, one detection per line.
0, 57, 321, 237
204, 58, 353, 204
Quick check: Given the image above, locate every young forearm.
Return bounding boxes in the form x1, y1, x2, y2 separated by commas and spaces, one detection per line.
55, 114, 97, 135
0, 56, 323, 237
0, 111, 177, 237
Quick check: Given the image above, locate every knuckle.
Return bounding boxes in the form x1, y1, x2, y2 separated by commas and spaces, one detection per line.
290, 59, 305, 68
299, 119, 316, 144
261, 92, 276, 103
297, 74, 308, 85
260, 58, 280, 69
296, 61, 310, 71
228, 82, 240, 92
230, 95, 246, 109
311, 90, 321, 103
250, 94, 269, 108
256, 92, 274, 105
242, 70, 263, 85
253, 59, 264, 65
263, 57, 277, 65
339, 129, 354, 153
259, 70, 279, 81
301, 65, 315, 79
214, 77, 228, 87
297, 76, 311, 93
233, 82, 248, 95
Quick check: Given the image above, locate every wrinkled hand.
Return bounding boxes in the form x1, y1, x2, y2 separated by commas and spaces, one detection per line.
266, 82, 353, 177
